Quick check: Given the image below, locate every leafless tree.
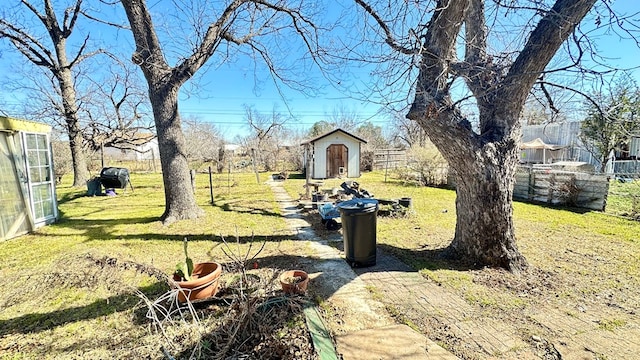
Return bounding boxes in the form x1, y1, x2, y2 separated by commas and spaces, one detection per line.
280, 127, 307, 171
51, 130, 72, 183
352, 0, 635, 272
354, 121, 388, 170
82, 60, 155, 157
307, 120, 334, 137
390, 110, 429, 148
325, 103, 360, 131
0, 0, 100, 186
243, 105, 287, 172
182, 115, 226, 171
118, 0, 323, 224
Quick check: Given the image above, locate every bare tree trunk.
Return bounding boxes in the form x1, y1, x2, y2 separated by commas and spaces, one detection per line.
600, 155, 608, 173
0, 0, 94, 187
150, 86, 204, 224
67, 123, 89, 186
402, 0, 595, 272
58, 66, 89, 187
445, 141, 527, 271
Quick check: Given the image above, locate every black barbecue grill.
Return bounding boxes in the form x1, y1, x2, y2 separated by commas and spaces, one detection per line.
99, 167, 130, 189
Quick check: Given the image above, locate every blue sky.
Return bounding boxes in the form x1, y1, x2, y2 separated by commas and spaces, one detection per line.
1, 1, 639, 141
171, 0, 640, 139
176, 65, 384, 140
175, 0, 640, 139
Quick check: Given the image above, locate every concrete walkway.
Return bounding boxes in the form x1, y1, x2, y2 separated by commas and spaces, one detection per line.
268, 179, 459, 360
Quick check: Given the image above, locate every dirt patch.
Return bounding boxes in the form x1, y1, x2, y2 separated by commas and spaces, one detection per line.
383, 257, 639, 359
0, 253, 320, 360
470, 267, 564, 298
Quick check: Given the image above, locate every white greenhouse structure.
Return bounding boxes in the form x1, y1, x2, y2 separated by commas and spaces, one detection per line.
0, 116, 58, 241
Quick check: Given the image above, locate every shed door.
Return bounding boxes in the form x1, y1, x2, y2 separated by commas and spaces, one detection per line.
326, 144, 347, 178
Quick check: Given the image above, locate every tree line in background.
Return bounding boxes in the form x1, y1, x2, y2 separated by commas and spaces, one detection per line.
46, 74, 640, 185
117, 105, 397, 175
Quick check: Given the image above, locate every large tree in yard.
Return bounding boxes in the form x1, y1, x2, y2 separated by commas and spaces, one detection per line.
0, 0, 96, 186
119, 0, 321, 224
355, 0, 605, 272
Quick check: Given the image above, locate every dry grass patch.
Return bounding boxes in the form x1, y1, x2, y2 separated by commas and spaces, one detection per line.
0, 172, 320, 359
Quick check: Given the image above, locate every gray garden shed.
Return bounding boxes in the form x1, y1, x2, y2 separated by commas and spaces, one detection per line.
301, 128, 367, 179
0, 116, 58, 241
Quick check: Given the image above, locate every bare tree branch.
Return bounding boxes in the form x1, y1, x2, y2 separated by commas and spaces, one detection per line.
501, 0, 596, 107
170, 0, 246, 86
0, 0, 105, 186
63, 0, 83, 35
537, 80, 600, 113
0, 19, 56, 67
354, 0, 417, 55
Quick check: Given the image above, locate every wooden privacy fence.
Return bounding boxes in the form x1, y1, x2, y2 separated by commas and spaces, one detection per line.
514, 166, 609, 211
373, 149, 407, 170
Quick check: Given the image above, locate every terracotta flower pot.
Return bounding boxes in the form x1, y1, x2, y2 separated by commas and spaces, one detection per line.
279, 270, 309, 295
173, 262, 222, 303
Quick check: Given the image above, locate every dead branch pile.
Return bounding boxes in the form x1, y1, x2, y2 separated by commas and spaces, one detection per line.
197, 295, 315, 360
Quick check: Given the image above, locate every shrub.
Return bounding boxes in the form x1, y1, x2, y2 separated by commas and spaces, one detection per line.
397, 144, 448, 186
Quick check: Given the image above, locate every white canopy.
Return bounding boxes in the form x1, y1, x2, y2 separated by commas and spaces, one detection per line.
520, 138, 566, 150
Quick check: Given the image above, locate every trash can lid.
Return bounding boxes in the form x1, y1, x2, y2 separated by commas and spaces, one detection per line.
337, 198, 379, 211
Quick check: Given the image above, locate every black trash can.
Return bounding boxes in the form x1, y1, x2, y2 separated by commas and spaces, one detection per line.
99, 167, 130, 189
338, 198, 379, 267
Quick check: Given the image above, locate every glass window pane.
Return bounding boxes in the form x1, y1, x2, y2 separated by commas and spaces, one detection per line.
42, 200, 54, 218
26, 134, 37, 149
37, 135, 47, 149
27, 151, 39, 167
29, 167, 41, 182
39, 167, 46, 183
39, 150, 50, 166
31, 186, 41, 203
43, 166, 51, 182
38, 184, 51, 201
34, 203, 44, 219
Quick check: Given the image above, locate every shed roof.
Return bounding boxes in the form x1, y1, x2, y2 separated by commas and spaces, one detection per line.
301, 128, 367, 145
0, 116, 51, 133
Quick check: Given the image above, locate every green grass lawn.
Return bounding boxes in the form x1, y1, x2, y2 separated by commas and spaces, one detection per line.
0, 171, 314, 359
1, 169, 638, 359
607, 180, 640, 218
283, 170, 639, 310
283, 170, 640, 358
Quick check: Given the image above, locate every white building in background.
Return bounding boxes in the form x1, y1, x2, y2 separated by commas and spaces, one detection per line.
521, 121, 640, 175
102, 134, 158, 161
520, 121, 597, 165
630, 135, 640, 159
223, 143, 241, 155
301, 128, 367, 179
